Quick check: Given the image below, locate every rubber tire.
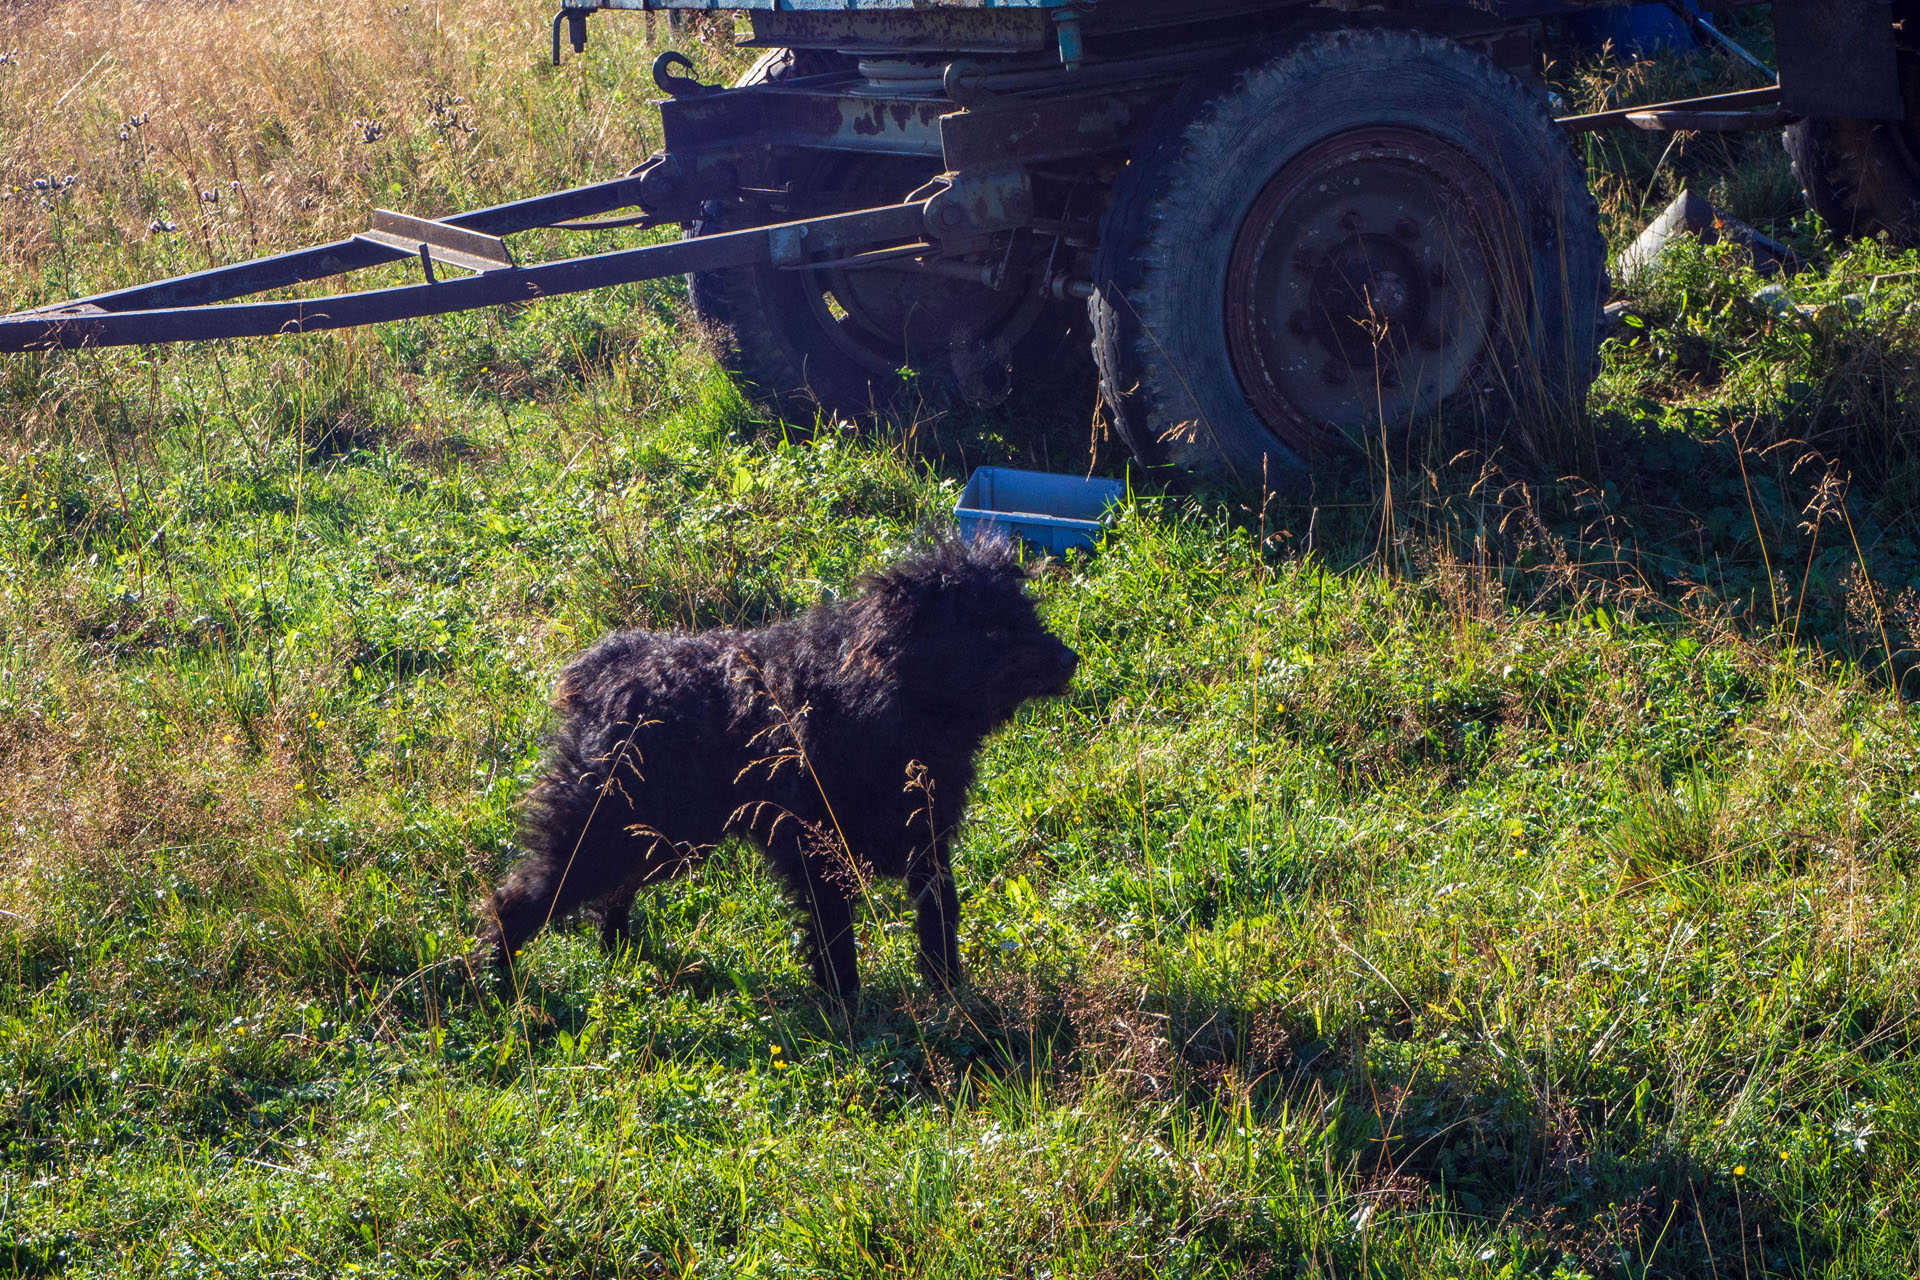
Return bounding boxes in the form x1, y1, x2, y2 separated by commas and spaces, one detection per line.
686, 48, 885, 416
1785, 59, 1920, 243
686, 51, 1089, 420
1089, 29, 1606, 483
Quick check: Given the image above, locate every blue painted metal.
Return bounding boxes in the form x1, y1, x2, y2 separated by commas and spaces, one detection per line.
1565, 1, 1699, 58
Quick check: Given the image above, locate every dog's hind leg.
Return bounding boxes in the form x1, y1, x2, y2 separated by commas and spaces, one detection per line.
804, 880, 860, 1008
589, 881, 642, 954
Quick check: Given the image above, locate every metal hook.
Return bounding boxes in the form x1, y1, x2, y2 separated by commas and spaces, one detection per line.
551, 6, 590, 67
652, 50, 716, 98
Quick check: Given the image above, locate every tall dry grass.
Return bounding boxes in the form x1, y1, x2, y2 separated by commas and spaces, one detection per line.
0, 0, 702, 306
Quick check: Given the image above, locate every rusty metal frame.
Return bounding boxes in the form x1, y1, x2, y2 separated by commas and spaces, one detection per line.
0, 197, 931, 353
940, 84, 1176, 170
661, 83, 948, 157
11, 174, 651, 318
1556, 86, 1785, 134
1775, 0, 1902, 120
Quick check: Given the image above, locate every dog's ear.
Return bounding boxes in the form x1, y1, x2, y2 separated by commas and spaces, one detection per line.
894, 571, 961, 635
860, 537, 1022, 637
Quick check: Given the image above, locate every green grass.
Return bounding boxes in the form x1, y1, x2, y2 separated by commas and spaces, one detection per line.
3, 5, 1919, 1277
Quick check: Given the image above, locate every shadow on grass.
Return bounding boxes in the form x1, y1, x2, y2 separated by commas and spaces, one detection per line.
907, 977, 1828, 1279
366, 912, 1836, 1278
1161, 407, 1916, 696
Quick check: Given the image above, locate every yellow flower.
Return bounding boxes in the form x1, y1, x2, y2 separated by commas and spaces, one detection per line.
1733, 1165, 1746, 1177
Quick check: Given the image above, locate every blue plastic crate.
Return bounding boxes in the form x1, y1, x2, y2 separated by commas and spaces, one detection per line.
953, 466, 1124, 554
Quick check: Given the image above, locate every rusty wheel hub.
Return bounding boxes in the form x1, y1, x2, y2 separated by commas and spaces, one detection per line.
795, 154, 1040, 381
1224, 127, 1522, 453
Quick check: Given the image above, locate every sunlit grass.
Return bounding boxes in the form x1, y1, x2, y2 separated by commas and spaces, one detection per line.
2, 2, 1918, 1276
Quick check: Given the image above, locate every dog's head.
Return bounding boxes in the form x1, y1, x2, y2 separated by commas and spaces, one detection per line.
855, 538, 1079, 726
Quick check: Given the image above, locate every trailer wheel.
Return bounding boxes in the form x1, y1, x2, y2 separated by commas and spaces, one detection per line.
1090, 29, 1605, 482
1784, 29, 1920, 245
686, 53, 1080, 419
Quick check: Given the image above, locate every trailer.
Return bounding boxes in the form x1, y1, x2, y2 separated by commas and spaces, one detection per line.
1, 0, 1911, 481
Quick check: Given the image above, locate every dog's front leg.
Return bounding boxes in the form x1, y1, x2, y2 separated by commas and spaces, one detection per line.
909, 845, 963, 993
787, 855, 860, 1008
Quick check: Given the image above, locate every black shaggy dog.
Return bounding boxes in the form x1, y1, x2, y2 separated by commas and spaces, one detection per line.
482, 538, 1078, 1004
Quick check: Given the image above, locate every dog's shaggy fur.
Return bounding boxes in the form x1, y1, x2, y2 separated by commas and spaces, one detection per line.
481, 538, 1078, 1003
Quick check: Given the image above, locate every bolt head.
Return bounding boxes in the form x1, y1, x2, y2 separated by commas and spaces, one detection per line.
1339, 209, 1364, 232
1319, 360, 1351, 387
1395, 217, 1421, 241
1287, 308, 1311, 337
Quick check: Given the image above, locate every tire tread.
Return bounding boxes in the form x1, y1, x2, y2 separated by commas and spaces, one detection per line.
1092, 28, 1603, 480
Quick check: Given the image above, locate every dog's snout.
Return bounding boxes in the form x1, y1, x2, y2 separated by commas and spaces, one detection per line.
1055, 640, 1079, 676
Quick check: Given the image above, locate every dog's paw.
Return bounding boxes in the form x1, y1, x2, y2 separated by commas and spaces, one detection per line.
594, 913, 644, 957
467, 927, 518, 973
816, 984, 863, 1022
916, 960, 968, 1001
